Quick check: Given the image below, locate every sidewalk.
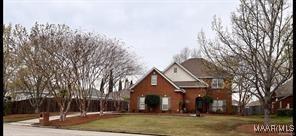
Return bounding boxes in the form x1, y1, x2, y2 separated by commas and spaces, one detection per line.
8, 112, 111, 126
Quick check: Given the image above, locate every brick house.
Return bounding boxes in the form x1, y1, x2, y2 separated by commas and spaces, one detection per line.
130, 58, 233, 114
271, 77, 293, 113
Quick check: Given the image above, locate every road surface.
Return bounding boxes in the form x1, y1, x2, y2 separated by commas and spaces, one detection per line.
4, 124, 148, 136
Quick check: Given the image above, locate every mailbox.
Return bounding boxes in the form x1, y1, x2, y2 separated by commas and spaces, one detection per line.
39, 112, 50, 126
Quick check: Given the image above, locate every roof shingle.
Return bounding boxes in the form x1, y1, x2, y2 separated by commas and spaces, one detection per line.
181, 58, 231, 78
275, 77, 293, 98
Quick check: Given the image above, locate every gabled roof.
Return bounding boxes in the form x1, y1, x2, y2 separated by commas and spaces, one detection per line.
130, 67, 185, 93
274, 77, 293, 98
163, 62, 208, 87
181, 58, 232, 78
246, 100, 262, 107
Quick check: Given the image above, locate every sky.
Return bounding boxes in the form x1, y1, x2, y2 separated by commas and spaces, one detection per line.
4, 0, 241, 73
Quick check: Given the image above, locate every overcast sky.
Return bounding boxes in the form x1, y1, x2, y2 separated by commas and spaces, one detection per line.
4, 0, 240, 71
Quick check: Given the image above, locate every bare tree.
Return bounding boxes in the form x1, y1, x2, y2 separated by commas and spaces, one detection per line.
191, 48, 202, 58
172, 47, 191, 63
231, 63, 253, 115
172, 47, 202, 63
37, 23, 76, 121
68, 32, 107, 117
13, 24, 59, 113
98, 77, 107, 116
198, 0, 292, 125
3, 24, 24, 98
98, 39, 142, 114
4, 22, 142, 120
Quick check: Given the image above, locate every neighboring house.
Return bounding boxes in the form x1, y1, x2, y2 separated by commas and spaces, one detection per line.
130, 58, 233, 114
7, 91, 52, 101
272, 77, 293, 113
245, 100, 264, 115
108, 89, 131, 101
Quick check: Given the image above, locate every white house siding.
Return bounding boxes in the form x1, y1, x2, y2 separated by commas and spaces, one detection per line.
164, 63, 196, 82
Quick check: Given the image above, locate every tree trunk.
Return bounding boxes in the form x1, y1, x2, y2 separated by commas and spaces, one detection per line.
263, 102, 271, 125
59, 107, 66, 121
46, 98, 50, 112
60, 113, 66, 121
100, 99, 103, 116
35, 106, 40, 113
116, 100, 121, 112
239, 105, 244, 116
81, 110, 87, 117
80, 102, 87, 117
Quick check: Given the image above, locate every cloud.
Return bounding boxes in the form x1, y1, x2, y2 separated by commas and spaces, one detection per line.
4, 0, 239, 71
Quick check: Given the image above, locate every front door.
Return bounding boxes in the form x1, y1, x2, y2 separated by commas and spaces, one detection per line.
195, 97, 203, 113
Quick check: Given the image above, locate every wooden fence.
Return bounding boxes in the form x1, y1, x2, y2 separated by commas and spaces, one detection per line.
9, 98, 128, 114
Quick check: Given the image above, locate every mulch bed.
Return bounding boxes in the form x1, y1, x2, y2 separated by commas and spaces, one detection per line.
236, 124, 293, 136
48, 114, 121, 127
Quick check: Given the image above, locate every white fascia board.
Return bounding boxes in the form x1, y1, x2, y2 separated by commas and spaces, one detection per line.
174, 62, 209, 87
130, 67, 180, 90
179, 85, 208, 88
174, 89, 186, 93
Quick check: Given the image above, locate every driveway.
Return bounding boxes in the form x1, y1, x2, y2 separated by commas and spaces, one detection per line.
4, 124, 148, 136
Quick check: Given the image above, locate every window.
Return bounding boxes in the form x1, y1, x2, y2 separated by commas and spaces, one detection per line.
162, 97, 169, 111
211, 79, 224, 89
151, 75, 157, 85
173, 67, 177, 73
287, 103, 290, 109
139, 97, 145, 110
211, 100, 226, 112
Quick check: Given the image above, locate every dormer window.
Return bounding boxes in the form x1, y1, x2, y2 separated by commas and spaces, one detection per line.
173, 67, 177, 73
211, 78, 224, 89
151, 74, 157, 85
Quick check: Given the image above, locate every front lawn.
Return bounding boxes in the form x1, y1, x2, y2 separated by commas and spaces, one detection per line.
66, 114, 292, 136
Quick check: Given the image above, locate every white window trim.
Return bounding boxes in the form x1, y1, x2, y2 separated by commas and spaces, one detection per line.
161, 97, 169, 111
211, 78, 224, 89
212, 100, 226, 112
173, 67, 177, 73
286, 103, 290, 109
151, 75, 157, 86
139, 97, 145, 110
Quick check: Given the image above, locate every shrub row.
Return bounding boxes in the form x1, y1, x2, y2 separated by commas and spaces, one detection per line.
276, 109, 293, 116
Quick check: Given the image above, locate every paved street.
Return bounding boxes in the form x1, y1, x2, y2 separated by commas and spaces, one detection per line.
4, 124, 147, 136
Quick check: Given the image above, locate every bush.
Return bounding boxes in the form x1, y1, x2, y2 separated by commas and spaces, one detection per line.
216, 109, 223, 113
277, 109, 293, 116
202, 95, 213, 113
145, 95, 160, 109
202, 95, 213, 104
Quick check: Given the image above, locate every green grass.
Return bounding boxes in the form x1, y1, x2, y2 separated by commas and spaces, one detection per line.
244, 114, 292, 124
66, 114, 292, 136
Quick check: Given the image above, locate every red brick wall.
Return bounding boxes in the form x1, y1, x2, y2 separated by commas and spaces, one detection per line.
183, 88, 207, 112
272, 96, 293, 112
201, 78, 233, 114
130, 71, 233, 114
130, 70, 183, 113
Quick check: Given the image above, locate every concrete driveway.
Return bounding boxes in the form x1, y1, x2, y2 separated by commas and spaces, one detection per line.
4, 124, 147, 136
